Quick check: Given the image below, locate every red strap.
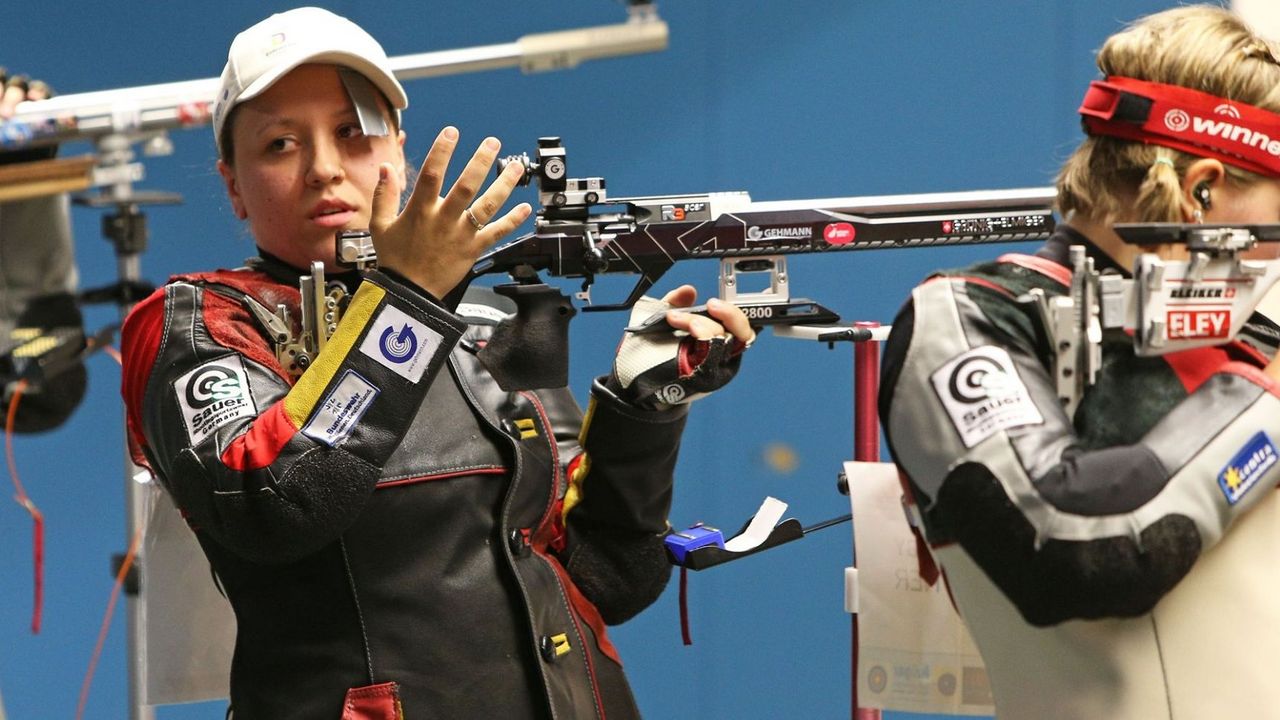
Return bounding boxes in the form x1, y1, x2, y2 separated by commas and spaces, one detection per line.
996, 253, 1072, 287
679, 566, 692, 645
895, 468, 940, 588
341, 682, 402, 720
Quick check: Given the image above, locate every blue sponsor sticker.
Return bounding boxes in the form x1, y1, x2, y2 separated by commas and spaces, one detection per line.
1218, 431, 1278, 505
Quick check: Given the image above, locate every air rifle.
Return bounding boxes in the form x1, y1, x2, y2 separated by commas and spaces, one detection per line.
1033, 223, 1280, 416
467, 137, 1058, 331
0, 5, 668, 204
0, 6, 667, 155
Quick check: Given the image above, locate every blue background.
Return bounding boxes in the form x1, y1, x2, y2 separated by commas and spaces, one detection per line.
3, 1, 1179, 718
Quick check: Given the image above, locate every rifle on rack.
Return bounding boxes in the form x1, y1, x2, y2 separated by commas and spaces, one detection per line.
1033, 223, 1280, 416
0, 5, 668, 203
465, 137, 1058, 330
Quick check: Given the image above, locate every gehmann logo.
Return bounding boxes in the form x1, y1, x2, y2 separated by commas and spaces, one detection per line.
746, 225, 813, 242
1218, 431, 1277, 505
1167, 310, 1230, 340
1163, 104, 1280, 156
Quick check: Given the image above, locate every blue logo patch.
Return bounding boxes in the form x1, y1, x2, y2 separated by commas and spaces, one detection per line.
379, 324, 418, 363
1218, 431, 1278, 505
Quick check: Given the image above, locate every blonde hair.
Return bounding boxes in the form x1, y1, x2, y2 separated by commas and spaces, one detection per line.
1056, 5, 1280, 222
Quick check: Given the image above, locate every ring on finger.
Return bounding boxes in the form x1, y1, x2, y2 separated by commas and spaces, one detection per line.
465, 207, 486, 231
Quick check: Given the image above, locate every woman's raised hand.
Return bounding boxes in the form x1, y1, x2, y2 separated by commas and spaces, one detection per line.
371, 126, 531, 299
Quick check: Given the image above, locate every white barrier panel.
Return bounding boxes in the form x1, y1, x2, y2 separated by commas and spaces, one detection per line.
845, 461, 993, 716
139, 482, 233, 705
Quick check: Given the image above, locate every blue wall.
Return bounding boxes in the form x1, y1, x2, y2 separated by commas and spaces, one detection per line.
4, 2, 1177, 718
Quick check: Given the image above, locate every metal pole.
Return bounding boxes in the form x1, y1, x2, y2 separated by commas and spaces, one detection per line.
125, 462, 153, 720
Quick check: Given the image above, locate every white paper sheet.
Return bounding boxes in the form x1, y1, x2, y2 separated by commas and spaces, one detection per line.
723, 496, 788, 552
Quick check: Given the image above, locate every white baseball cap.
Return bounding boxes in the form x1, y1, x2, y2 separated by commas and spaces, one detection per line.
213, 6, 408, 156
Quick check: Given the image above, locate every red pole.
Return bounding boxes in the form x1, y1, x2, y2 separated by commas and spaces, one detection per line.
853, 321, 881, 463
852, 321, 883, 720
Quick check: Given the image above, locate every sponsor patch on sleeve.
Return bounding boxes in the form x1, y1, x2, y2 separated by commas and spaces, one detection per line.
1218, 431, 1278, 505
301, 369, 380, 448
358, 304, 442, 383
175, 356, 259, 447
930, 346, 1044, 448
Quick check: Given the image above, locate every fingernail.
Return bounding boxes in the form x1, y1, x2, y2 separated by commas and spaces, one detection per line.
442, 127, 458, 140
484, 137, 500, 150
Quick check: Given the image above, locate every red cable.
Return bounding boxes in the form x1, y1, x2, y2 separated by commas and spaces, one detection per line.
5, 379, 44, 634
75, 342, 141, 720
679, 566, 692, 645
76, 523, 142, 720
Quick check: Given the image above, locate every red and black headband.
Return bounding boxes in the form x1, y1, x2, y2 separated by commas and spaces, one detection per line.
1079, 76, 1280, 178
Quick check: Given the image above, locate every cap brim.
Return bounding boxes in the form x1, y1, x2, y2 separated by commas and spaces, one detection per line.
237, 49, 408, 111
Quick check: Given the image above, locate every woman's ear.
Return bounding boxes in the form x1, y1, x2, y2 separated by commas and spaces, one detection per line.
217, 159, 248, 220
1179, 158, 1226, 222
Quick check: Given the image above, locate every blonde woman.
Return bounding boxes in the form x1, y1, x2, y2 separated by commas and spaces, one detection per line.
880, 6, 1280, 718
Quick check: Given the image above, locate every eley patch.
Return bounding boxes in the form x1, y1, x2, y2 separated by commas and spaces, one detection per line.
359, 304, 441, 383
175, 356, 258, 446
1218, 431, 1278, 505
930, 345, 1043, 448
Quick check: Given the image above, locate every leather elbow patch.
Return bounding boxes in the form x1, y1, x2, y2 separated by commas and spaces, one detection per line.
934, 462, 1201, 625
566, 527, 672, 624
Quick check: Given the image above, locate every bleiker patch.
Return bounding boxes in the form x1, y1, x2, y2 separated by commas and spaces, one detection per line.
359, 304, 441, 383
175, 356, 259, 446
302, 370, 380, 447
1218, 431, 1278, 505
930, 345, 1043, 448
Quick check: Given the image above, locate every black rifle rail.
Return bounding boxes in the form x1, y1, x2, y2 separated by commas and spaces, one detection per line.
472, 188, 1058, 311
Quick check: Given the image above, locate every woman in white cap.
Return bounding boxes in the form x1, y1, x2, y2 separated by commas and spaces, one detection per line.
120, 7, 752, 719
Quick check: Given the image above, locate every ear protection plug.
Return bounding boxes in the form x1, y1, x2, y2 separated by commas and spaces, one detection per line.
1194, 182, 1213, 210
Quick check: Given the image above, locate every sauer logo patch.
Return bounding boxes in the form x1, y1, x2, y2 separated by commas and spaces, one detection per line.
1218, 431, 1277, 505
175, 356, 258, 446
930, 346, 1043, 448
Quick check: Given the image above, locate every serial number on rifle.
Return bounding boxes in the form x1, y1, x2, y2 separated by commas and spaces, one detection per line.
946, 215, 1048, 234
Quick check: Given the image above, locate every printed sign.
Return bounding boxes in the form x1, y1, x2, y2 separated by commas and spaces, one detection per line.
302, 370, 380, 447
175, 356, 258, 447
1218, 431, 1278, 505
359, 304, 442, 383
1167, 309, 1230, 340
930, 346, 1043, 448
